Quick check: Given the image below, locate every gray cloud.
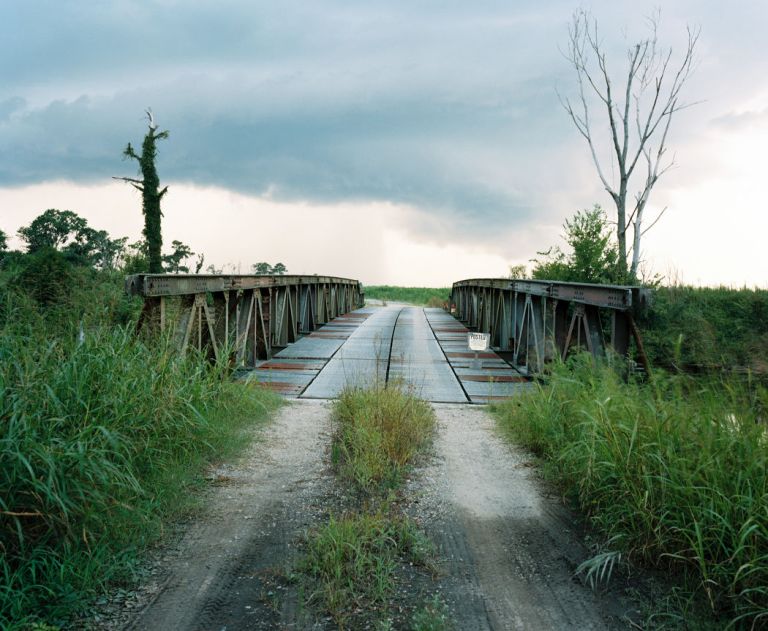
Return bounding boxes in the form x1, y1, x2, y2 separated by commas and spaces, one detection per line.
0, 66, 570, 240
711, 108, 768, 131
2, 0, 767, 247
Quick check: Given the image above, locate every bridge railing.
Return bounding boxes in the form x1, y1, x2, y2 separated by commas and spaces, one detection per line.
451, 278, 652, 374
126, 274, 364, 367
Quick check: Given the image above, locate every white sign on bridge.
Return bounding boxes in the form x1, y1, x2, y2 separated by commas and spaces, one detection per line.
468, 332, 490, 352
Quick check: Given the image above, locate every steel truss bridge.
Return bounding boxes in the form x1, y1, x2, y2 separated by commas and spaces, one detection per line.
126, 274, 364, 367
451, 278, 652, 374
127, 274, 650, 381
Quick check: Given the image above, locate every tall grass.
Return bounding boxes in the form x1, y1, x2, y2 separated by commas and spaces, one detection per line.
0, 315, 279, 627
492, 356, 768, 627
364, 286, 450, 307
332, 383, 436, 493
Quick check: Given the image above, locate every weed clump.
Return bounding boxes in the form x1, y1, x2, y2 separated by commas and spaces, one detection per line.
492, 355, 768, 627
332, 383, 436, 493
300, 511, 432, 624
298, 383, 441, 627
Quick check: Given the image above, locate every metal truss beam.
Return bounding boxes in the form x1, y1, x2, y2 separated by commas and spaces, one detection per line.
127, 274, 364, 368
451, 278, 652, 375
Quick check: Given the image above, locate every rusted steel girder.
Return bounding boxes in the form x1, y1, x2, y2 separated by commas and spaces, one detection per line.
451, 278, 652, 375
126, 274, 364, 367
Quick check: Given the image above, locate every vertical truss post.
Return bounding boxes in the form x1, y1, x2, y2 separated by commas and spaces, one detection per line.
611, 311, 631, 358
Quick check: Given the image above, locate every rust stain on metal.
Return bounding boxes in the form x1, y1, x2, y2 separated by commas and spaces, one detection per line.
461, 374, 528, 383
259, 362, 320, 371
446, 351, 497, 359
254, 382, 303, 393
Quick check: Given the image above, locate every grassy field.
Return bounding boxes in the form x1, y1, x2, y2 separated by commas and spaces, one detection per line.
0, 254, 280, 628
492, 357, 767, 628
364, 285, 451, 307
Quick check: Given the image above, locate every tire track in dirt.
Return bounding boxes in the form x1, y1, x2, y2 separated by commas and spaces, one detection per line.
95, 395, 635, 630
123, 399, 336, 631
405, 403, 631, 630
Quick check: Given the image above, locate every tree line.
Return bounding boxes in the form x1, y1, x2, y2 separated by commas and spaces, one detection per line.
0, 210, 287, 277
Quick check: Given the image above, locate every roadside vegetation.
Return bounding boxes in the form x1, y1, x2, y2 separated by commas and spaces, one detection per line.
640, 285, 768, 374
521, 206, 768, 375
492, 356, 767, 628
364, 285, 450, 307
0, 207, 280, 628
297, 384, 448, 629
498, 205, 768, 627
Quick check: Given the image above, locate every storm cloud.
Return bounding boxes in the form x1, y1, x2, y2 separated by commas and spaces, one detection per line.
1, 0, 767, 266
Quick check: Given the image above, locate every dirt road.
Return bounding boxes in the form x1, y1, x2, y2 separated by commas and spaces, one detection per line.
94, 400, 630, 630
406, 404, 629, 630
95, 400, 335, 630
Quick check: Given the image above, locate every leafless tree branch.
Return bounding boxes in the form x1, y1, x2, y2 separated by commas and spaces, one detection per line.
561, 9, 699, 278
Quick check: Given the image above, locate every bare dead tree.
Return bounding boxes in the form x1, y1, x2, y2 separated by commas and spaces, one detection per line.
560, 10, 699, 280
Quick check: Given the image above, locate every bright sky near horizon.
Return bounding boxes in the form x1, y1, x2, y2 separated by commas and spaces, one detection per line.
1, 1, 766, 287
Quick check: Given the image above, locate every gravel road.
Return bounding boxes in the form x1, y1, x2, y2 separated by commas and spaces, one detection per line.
405, 404, 630, 630
90, 399, 632, 630
89, 399, 335, 630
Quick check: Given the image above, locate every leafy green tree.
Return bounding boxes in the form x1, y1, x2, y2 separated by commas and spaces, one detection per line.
10, 247, 75, 307
115, 110, 169, 274
17, 209, 88, 253
17, 209, 126, 270
65, 227, 127, 270
508, 264, 527, 279
252, 262, 272, 274
121, 240, 149, 274
271, 262, 287, 275
163, 240, 194, 273
532, 205, 624, 284
0, 230, 7, 259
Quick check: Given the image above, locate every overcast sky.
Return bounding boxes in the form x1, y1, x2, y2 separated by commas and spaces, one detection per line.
1, 1, 766, 286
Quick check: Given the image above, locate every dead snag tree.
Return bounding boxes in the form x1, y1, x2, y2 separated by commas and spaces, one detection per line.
114, 110, 169, 274
561, 10, 699, 280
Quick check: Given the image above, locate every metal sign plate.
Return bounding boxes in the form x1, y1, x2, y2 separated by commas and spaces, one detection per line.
468, 332, 490, 351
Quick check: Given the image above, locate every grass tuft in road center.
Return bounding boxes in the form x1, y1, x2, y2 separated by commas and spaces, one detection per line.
332, 381, 435, 494
297, 383, 449, 629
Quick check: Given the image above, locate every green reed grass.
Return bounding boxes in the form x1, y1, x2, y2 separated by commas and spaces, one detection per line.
300, 510, 432, 626
491, 355, 768, 628
332, 383, 436, 493
0, 321, 280, 628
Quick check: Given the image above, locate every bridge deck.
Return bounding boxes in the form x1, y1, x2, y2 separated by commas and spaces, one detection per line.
248, 305, 530, 403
